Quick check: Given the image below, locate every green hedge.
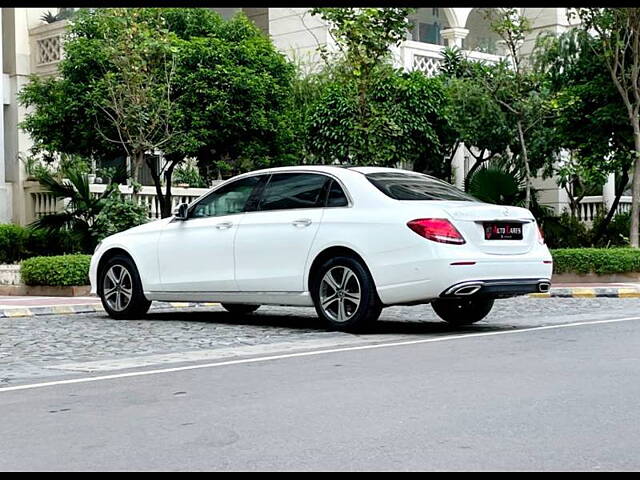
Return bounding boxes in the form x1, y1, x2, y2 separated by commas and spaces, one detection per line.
551, 248, 640, 275
0, 224, 83, 264
20, 254, 91, 286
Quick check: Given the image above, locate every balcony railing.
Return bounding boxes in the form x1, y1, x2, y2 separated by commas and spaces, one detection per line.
398, 40, 503, 76
577, 195, 632, 224
23, 181, 221, 225
29, 20, 69, 77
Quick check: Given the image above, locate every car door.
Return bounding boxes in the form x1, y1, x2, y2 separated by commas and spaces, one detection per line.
157, 175, 264, 292
234, 172, 330, 292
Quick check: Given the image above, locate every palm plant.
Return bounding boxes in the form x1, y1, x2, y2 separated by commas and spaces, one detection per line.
30, 168, 113, 252
467, 163, 552, 221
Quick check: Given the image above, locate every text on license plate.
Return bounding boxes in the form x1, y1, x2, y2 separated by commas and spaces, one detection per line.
483, 222, 523, 240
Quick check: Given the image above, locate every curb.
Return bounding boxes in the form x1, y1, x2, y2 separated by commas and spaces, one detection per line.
529, 287, 640, 299
0, 301, 221, 319
2, 288, 640, 318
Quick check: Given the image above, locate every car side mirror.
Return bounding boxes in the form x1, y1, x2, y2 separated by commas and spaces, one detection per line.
174, 202, 189, 221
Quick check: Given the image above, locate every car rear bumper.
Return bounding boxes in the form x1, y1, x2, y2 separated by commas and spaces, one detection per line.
440, 278, 551, 299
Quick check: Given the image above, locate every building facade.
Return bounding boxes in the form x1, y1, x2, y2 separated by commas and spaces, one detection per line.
0, 7, 620, 226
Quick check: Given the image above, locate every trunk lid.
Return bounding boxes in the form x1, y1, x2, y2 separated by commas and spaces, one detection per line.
442, 202, 536, 255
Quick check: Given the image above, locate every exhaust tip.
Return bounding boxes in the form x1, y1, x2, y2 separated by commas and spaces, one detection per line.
538, 282, 551, 293
453, 284, 482, 296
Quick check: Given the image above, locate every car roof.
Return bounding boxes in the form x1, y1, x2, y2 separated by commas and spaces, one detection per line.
242, 165, 418, 176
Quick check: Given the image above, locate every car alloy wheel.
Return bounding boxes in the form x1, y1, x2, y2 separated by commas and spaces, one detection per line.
102, 264, 133, 312
319, 265, 362, 323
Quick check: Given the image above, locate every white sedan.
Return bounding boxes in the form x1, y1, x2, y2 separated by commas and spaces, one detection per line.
90, 166, 553, 331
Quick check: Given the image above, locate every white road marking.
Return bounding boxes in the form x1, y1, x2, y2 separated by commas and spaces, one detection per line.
2, 315, 640, 394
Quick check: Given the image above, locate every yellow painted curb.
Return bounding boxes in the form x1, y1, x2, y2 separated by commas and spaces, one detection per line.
617, 289, 640, 298
4, 308, 32, 317
202, 302, 221, 307
529, 293, 551, 298
168, 302, 191, 308
570, 288, 596, 298
51, 305, 75, 315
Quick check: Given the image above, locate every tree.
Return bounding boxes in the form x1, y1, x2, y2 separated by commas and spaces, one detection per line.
301, 8, 454, 174
20, 8, 297, 218
440, 48, 513, 189
534, 28, 634, 242
570, 8, 640, 247
481, 8, 560, 209
305, 66, 454, 176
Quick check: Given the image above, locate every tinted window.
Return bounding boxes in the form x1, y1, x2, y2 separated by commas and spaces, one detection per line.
190, 176, 261, 218
326, 180, 349, 207
366, 172, 478, 202
259, 173, 328, 211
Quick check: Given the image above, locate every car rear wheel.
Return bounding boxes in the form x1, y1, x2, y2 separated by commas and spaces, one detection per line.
312, 256, 382, 332
431, 297, 494, 326
221, 304, 260, 315
100, 255, 151, 319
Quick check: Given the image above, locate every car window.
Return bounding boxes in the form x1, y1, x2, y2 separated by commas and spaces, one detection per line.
366, 172, 479, 202
190, 176, 261, 219
326, 180, 349, 207
259, 173, 329, 211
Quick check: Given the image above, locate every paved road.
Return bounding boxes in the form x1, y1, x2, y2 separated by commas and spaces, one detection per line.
1, 298, 640, 470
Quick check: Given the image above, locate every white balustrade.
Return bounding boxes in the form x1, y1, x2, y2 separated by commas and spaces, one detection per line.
577, 195, 632, 224
23, 181, 222, 224
29, 20, 69, 77
398, 40, 503, 77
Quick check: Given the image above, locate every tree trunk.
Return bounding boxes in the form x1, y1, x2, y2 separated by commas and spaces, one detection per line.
592, 170, 629, 245
630, 128, 640, 247
516, 120, 532, 209
161, 160, 178, 219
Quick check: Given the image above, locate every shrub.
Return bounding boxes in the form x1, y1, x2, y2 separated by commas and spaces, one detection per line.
20, 254, 91, 286
0, 224, 30, 263
92, 194, 149, 243
551, 248, 640, 275
541, 212, 590, 249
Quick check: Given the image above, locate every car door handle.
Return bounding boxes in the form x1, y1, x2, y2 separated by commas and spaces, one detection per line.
215, 222, 233, 230
292, 218, 312, 227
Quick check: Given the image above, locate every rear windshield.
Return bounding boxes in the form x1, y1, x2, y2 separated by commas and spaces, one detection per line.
366, 172, 479, 202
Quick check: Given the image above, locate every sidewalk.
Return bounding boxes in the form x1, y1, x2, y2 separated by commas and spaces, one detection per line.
2, 282, 640, 318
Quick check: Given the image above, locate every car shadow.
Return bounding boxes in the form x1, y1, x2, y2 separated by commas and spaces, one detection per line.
141, 308, 512, 336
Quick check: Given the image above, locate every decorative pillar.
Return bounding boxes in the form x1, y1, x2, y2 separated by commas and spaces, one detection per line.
440, 27, 469, 49
0, 9, 10, 224
602, 172, 616, 212
452, 142, 466, 190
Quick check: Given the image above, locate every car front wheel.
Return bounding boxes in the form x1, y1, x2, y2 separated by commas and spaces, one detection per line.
99, 255, 151, 319
431, 297, 494, 326
312, 256, 382, 332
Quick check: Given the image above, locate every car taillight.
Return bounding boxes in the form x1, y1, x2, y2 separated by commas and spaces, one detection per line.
537, 225, 545, 244
407, 218, 466, 245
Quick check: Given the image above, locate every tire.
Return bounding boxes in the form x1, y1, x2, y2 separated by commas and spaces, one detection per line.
311, 255, 382, 332
99, 254, 151, 320
431, 297, 494, 326
221, 304, 260, 315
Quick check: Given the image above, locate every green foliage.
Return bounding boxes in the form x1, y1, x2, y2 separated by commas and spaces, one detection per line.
534, 29, 634, 183
19, 8, 298, 217
92, 194, 149, 243
311, 8, 414, 71
551, 248, 640, 275
20, 254, 91, 286
591, 212, 632, 247
31, 167, 111, 252
468, 166, 522, 205
541, 213, 591, 250
0, 224, 30, 264
0, 224, 82, 264
304, 65, 454, 176
173, 161, 206, 187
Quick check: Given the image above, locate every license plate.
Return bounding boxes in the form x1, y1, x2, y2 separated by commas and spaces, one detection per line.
483, 222, 523, 240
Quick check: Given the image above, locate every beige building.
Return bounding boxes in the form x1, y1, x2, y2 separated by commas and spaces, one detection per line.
0, 7, 621, 226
